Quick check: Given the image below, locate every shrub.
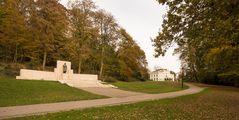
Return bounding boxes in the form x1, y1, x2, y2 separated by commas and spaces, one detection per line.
0, 62, 26, 77
104, 76, 118, 83
218, 73, 239, 87
200, 71, 218, 84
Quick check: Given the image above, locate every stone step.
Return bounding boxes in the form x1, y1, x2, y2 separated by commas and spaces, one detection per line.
62, 79, 114, 88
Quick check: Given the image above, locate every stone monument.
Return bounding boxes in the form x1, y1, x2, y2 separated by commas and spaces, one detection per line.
16, 60, 113, 88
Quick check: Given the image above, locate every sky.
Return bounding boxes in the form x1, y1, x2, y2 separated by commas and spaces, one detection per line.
60, 0, 181, 73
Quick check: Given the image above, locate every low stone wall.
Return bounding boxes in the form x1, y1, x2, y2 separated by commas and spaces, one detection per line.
16, 69, 57, 81
16, 69, 98, 82
16, 60, 112, 88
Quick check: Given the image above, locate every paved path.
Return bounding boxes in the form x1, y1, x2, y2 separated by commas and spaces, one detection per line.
0, 83, 204, 119
81, 87, 145, 97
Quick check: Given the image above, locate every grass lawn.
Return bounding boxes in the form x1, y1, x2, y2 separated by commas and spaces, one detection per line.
10, 84, 239, 120
111, 81, 188, 93
0, 77, 107, 107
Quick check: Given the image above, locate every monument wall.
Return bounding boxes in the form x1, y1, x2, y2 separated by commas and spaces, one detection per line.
16, 69, 58, 81
16, 60, 109, 88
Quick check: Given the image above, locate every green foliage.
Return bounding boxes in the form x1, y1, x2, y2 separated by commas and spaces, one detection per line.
0, 78, 106, 107
218, 73, 239, 87
103, 76, 118, 83
0, 63, 23, 76
217, 64, 239, 86
153, 0, 239, 86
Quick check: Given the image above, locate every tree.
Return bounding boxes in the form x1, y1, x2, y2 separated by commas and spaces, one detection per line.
0, 2, 4, 26
67, 0, 97, 73
29, 0, 68, 70
153, 0, 239, 85
0, 0, 150, 81
94, 10, 120, 80
0, 0, 28, 63
118, 29, 148, 81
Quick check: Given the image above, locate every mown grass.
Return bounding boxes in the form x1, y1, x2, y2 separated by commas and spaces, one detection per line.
10, 84, 239, 120
0, 77, 107, 107
111, 81, 188, 93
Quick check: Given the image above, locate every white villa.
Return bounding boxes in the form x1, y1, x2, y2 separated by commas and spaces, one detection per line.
150, 67, 175, 81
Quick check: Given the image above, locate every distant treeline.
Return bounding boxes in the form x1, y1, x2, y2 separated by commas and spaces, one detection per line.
153, 0, 239, 86
0, 0, 149, 81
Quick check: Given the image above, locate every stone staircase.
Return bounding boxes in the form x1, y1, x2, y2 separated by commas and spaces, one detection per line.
61, 78, 115, 88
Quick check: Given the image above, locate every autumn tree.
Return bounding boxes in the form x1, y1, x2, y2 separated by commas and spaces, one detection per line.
1, 0, 36, 64
153, 0, 239, 86
94, 10, 120, 80
0, 0, 149, 81
28, 0, 68, 70
67, 0, 97, 73
118, 29, 148, 81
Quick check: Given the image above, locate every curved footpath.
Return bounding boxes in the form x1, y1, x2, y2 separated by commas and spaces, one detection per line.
80, 87, 145, 97
0, 83, 204, 119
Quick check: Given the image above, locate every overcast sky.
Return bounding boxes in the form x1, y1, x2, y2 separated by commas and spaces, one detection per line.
60, 0, 181, 73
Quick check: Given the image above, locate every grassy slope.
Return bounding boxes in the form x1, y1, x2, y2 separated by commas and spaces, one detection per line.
11, 84, 239, 120
112, 81, 188, 93
0, 77, 106, 107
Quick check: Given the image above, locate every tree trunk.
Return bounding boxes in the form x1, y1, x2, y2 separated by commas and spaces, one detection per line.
13, 44, 18, 63
42, 48, 47, 71
99, 47, 104, 80
78, 57, 82, 74
20, 49, 23, 63
192, 64, 199, 82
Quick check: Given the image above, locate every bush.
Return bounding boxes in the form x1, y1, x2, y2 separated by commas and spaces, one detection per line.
200, 71, 218, 84
139, 78, 147, 82
0, 62, 26, 77
217, 73, 239, 87
126, 77, 139, 82
104, 76, 118, 83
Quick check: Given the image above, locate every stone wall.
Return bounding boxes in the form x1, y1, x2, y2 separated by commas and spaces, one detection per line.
16, 69, 58, 81
16, 60, 111, 88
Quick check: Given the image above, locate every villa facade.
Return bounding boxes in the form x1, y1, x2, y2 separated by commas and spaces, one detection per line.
150, 67, 175, 81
